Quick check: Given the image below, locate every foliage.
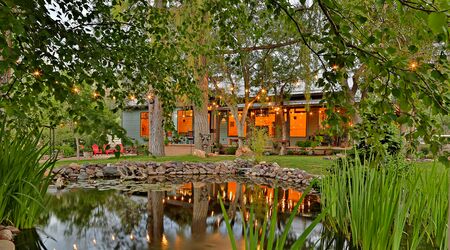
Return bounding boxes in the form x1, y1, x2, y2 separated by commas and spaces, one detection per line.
249, 126, 270, 159
55, 144, 75, 157
351, 112, 403, 160
218, 186, 326, 250
0, 121, 56, 228
225, 146, 238, 155
321, 157, 448, 249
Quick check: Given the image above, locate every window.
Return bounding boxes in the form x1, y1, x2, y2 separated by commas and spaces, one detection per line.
255, 112, 276, 137
140, 112, 149, 137
228, 112, 246, 137
289, 109, 306, 137
177, 110, 193, 135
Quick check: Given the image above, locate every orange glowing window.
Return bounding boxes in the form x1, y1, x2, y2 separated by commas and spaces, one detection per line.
177, 110, 193, 134
255, 113, 276, 136
289, 109, 306, 137
228, 112, 246, 137
140, 112, 149, 137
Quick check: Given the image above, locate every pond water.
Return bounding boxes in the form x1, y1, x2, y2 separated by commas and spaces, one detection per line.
15, 178, 331, 250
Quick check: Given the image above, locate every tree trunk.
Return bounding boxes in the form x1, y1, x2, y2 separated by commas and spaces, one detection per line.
194, 56, 209, 151
75, 136, 80, 160
227, 183, 242, 221
147, 190, 164, 246
280, 111, 288, 156
192, 182, 209, 236
149, 95, 165, 156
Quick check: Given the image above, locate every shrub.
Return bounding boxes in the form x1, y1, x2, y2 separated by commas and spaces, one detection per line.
225, 146, 237, 155
286, 150, 294, 155
0, 123, 56, 228
296, 140, 312, 148
55, 144, 75, 157
249, 126, 270, 159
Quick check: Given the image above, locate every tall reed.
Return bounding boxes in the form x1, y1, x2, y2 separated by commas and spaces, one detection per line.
321, 156, 448, 249
0, 122, 56, 228
219, 186, 326, 250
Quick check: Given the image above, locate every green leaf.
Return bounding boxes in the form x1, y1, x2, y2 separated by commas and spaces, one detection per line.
427, 12, 446, 34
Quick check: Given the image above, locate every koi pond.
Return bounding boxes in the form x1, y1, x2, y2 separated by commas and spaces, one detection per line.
15, 178, 328, 250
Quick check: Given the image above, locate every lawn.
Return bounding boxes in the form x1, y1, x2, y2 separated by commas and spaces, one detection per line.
54, 154, 443, 176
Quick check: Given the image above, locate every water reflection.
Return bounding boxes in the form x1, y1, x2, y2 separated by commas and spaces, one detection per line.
17, 180, 322, 250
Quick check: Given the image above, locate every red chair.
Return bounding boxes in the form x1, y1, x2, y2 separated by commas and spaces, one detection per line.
92, 144, 102, 155
103, 144, 115, 155
118, 144, 125, 153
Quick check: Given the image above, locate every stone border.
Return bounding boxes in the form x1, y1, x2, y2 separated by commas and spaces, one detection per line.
53, 159, 317, 190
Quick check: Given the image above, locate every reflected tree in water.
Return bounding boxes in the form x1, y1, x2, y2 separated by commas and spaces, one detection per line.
147, 190, 165, 247
191, 182, 209, 236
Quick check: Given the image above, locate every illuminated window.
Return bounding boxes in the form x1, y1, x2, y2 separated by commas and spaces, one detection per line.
177, 110, 193, 135
255, 112, 276, 137
140, 112, 149, 137
228, 112, 246, 137
289, 109, 306, 137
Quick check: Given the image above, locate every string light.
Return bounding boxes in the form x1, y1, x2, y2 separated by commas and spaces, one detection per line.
332, 64, 339, 71
92, 239, 97, 245
73, 244, 78, 250
146, 234, 150, 242
32, 70, 41, 77
409, 61, 418, 71
93, 92, 99, 98
245, 88, 249, 93
72, 87, 80, 94
112, 234, 116, 241
261, 89, 266, 94
309, 112, 313, 115
147, 94, 153, 100
129, 95, 136, 100
130, 234, 135, 240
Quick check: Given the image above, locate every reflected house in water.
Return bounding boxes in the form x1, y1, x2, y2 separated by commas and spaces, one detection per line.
26, 180, 321, 250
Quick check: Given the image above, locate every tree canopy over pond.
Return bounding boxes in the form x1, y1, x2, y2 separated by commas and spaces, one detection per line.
0, 0, 448, 159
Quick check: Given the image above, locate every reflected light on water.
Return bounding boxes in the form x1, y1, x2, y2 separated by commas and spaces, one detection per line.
162, 234, 168, 246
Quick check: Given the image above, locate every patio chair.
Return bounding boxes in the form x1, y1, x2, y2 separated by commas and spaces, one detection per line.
92, 144, 102, 155
103, 144, 116, 155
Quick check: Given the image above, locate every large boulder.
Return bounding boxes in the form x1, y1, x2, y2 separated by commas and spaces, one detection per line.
192, 149, 206, 158
235, 146, 254, 157
103, 165, 119, 177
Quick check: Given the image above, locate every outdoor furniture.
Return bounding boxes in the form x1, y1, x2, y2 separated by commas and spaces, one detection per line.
103, 144, 115, 155
118, 144, 125, 153
92, 144, 102, 155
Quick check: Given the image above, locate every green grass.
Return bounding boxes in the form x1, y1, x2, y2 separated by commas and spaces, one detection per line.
54, 154, 442, 175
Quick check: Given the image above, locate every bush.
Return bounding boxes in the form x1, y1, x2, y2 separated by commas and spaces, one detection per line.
286, 150, 294, 155
249, 126, 270, 158
225, 146, 237, 155
296, 140, 312, 148
55, 144, 75, 157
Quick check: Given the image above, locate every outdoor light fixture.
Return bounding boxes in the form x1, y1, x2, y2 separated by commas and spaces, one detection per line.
32, 70, 41, 77
409, 61, 418, 70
